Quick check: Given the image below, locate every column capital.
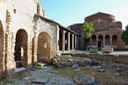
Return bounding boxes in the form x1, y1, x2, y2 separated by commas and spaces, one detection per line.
68, 32, 71, 34
62, 30, 66, 34
72, 33, 74, 36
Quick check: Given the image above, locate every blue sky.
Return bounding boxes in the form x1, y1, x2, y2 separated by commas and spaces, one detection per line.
40, 0, 128, 29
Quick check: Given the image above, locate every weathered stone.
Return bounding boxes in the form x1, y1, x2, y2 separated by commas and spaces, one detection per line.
115, 68, 122, 76
67, 60, 73, 67
51, 57, 60, 67
102, 46, 113, 53
79, 58, 92, 66
97, 65, 102, 69
52, 55, 92, 68
73, 74, 96, 85
92, 59, 101, 66
97, 68, 105, 72
72, 64, 80, 71
15, 67, 26, 73
23, 77, 31, 80
35, 62, 45, 68
89, 48, 98, 53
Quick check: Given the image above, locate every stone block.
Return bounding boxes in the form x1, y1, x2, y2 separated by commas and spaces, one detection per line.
102, 46, 113, 53
89, 48, 98, 53
35, 62, 45, 68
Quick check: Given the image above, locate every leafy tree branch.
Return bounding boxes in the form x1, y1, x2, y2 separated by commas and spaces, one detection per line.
82, 22, 94, 39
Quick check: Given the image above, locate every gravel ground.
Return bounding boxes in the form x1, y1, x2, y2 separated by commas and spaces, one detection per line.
0, 66, 77, 85
0, 61, 128, 85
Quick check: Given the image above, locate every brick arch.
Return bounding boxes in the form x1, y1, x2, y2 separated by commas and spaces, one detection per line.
105, 35, 110, 45
112, 34, 117, 46
37, 32, 51, 63
0, 21, 4, 72
98, 35, 103, 47
14, 29, 28, 68
92, 35, 96, 45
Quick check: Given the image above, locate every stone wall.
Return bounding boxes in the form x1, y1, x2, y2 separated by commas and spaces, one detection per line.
34, 16, 59, 63
0, 0, 58, 76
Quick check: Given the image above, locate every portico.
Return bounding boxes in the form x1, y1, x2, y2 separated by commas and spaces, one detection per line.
58, 25, 79, 53
89, 34, 118, 49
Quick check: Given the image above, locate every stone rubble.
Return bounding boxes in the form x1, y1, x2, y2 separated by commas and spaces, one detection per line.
52, 55, 92, 67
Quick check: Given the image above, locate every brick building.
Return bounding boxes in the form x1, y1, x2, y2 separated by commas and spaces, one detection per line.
68, 12, 126, 50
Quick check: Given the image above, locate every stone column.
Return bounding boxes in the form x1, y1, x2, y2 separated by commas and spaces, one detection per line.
110, 35, 112, 46
96, 35, 98, 47
72, 34, 74, 50
75, 35, 77, 50
62, 30, 66, 52
103, 35, 105, 47
78, 36, 80, 49
68, 32, 70, 51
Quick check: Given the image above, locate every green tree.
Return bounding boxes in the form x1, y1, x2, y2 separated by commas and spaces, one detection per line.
121, 25, 128, 45
82, 22, 95, 39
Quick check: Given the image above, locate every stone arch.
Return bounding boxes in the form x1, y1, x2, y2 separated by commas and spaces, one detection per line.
92, 35, 96, 45
105, 35, 110, 45
98, 35, 103, 48
14, 29, 28, 68
37, 32, 51, 63
0, 21, 4, 72
112, 34, 117, 46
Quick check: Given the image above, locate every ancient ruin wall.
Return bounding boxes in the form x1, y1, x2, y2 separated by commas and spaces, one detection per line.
35, 18, 58, 63
0, 0, 47, 75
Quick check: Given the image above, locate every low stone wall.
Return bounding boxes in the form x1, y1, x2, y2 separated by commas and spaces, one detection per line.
71, 54, 128, 64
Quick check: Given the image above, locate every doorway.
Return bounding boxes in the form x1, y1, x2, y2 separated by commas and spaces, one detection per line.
14, 29, 28, 68
98, 41, 101, 50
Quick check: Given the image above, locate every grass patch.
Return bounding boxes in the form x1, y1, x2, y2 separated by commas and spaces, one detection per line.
57, 67, 94, 78
1, 80, 14, 85
56, 66, 125, 84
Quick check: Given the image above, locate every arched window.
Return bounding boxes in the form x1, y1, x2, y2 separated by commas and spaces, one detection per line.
98, 35, 103, 47
37, 3, 40, 14
92, 35, 96, 45
105, 35, 110, 45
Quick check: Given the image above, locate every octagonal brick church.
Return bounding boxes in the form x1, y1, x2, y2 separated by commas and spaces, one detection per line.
68, 12, 126, 50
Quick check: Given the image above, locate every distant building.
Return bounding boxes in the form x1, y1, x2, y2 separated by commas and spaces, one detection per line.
68, 12, 126, 50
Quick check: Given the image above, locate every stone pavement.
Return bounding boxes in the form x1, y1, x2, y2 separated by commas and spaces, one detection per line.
63, 50, 128, 56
